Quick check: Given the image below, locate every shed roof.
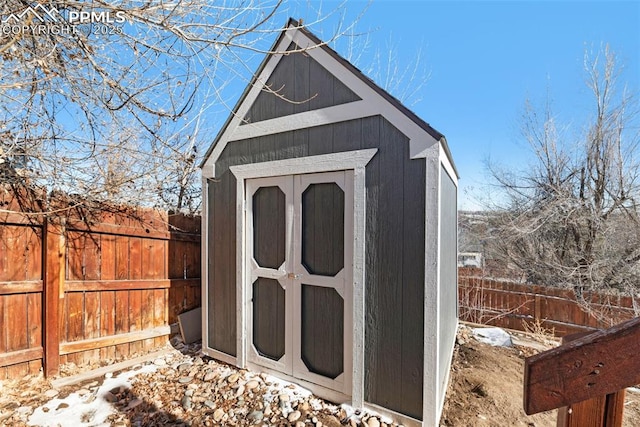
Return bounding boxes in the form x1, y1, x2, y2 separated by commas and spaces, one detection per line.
201, 18, 457, 177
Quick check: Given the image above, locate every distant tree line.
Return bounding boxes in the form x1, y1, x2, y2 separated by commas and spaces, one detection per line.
486, 45, 640, 298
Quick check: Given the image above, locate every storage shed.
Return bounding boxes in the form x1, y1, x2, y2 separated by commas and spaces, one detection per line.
200, 19, 459, 426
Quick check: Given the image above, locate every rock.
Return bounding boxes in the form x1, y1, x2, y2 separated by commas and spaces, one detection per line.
178, 363, 192, 372
213, 408, 225, 422
203, 372, 217, 382
77, 388, 90, 396
296, 422, 305, 427
43, 389, 59, 399
181, 395, 192, 410
288, 410, 302, 422
279, 393, 290, 403
179, 376, 194, 384
248, 410, 264, 422
234, 384, 245, 397
103, 392, 117, 403
153, 358, 167, 366
228, 373, 240, 383
204, 400, 216, 409
367, 417, 381, 427
126, 398, 143, 409
56, 402, 70, 410
245, 380, 259, 390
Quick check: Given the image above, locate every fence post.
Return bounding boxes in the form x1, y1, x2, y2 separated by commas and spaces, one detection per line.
534, 294, 541, 324
43, 216, 65, 377
555, 331, 625, 427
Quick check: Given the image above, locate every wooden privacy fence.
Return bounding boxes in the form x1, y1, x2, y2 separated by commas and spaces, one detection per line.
0, 189, 201, 379
458, 267, 637, 336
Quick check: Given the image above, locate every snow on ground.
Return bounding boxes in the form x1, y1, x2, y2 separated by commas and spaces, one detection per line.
28, 364, 158, 427
471, 327, 514, 347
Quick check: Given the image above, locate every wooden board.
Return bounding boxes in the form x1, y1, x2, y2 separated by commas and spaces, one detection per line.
524, 316, 640, 415
178, 307, 202, 344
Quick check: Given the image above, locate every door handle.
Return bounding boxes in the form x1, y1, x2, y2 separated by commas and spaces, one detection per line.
287, 272, 301, 279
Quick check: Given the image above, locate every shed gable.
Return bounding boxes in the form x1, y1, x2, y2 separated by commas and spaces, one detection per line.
244, 43, 360, 123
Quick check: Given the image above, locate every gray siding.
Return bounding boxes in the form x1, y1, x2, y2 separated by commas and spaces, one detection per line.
363, 118, 426, 420
206, 176, 236, 355
207, 115, 426, 419
245, 43, 360, 123
438, 166, 458, 396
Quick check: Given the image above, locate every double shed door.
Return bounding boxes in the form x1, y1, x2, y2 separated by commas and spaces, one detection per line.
246, 171, 353, 395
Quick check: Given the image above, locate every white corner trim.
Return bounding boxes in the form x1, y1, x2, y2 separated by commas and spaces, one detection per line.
201, 177, 209, 346
439, 145, 458, 184
230, 149, 377, 180
422, 145, 441, 426
351, 165, 366, 409
203, 27, 440, 175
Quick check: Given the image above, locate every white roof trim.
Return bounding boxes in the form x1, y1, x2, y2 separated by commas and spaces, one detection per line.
202, 25, 439, 179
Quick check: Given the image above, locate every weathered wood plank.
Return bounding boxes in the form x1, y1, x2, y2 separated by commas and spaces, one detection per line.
0, 281, 43, 294
10, 226, 27, 281
43, 219, 63, 376
66, 231, 84, 281
26, 226, 42, 281
52, 348, 173, 388
115, 236, 129, 280
84, 234, 101, 280
60, 326, 171, 355
129, 238, 142, 280
84, 291, 100, 361
524, 316, 640, 415
65, 291, 85, 365
141, 289, 155, 350
99, 290, 116, 360
114, 290, 130, 358
65, 278, 198, 291
129, 290, 143, 354
100, 234, 116, 280
604, 390, 626, 427
6, 293, 28, 352
27, 292, 42, 350
153, 288, 166, 348
0, 296, 6, 354
66, 221, 200, 241
0, 347, 43, 368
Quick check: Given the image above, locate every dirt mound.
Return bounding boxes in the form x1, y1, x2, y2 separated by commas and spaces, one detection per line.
441, 326, 640, 426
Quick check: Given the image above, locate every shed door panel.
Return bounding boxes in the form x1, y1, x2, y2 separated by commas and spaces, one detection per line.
246, 171, 353, 396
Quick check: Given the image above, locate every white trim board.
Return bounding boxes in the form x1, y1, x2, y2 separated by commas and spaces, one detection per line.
230, 149, 377, 180
201, 24, 440, 178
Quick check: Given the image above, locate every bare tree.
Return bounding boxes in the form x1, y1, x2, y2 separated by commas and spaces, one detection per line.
0, 1, 357, 214
489, 45, 640, 297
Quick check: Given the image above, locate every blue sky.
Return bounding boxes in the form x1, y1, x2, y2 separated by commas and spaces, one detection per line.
282, 0, 640, 210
